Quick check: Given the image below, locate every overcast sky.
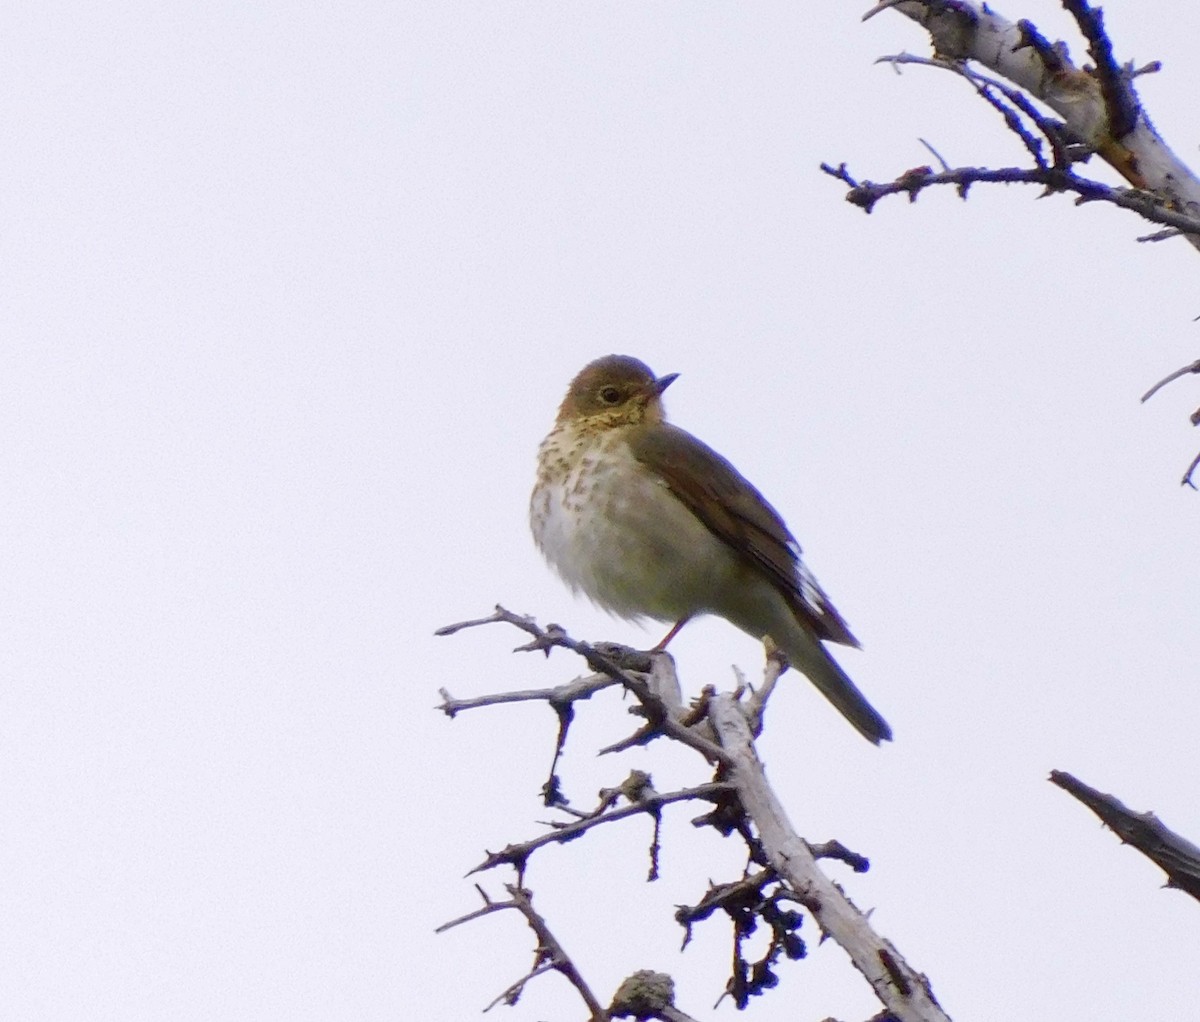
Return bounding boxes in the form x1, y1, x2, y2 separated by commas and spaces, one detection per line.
4, 2, 1200, 1019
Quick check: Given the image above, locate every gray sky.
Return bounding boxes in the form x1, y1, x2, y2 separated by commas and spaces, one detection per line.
4, 2, 1199, 1019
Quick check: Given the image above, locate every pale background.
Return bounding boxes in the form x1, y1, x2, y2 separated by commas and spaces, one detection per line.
3, 2, 1198, 1019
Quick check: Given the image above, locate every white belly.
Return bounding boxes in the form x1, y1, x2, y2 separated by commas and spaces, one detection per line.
530, 431, 741, 622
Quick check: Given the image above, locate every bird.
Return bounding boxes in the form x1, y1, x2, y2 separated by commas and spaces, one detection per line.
530, 354, 892, 744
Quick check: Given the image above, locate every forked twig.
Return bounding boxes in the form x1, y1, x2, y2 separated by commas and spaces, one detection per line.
438, 884, 607, 1018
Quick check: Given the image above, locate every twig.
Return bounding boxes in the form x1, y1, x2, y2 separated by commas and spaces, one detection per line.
861, 0, 910, 24
438, 607, 734, 766
438, 670, 622, 808
1177, 451, 1200, 490
468, 783, 738, 877
822, 160, 1200, 238
1060, 0, 1139, 139
880, 52, 1057, 169
1140, 359, 1200, 403
435, 605, 544, 640
675, 869, 778, 934
483, 961, 559, 1013
438, 884, 608, 1019
918, 138, 951, 172
1137, 228, 1182, 243
437, 675, 619, 716
1013, 17, 1071, 76
1139, 361, 1200, 487
746, 647, 788, 735
809, 839, 872, 873
857, 0, 1200, 260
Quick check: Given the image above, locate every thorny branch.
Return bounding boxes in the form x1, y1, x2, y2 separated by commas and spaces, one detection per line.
843, 0, 1200, 485
1060, 0, 1138, 139
846, 0, 1200, 226
1141, 360, 1200, 487
437, 884, 607, 1019
437, 605, 732, 768
707, 694, 948, 1020
437, 610, 950, 1022
820, 160, 1200, 237
1050, 771, 1200, 903
469, 780, 737, 883
824, 45, 1200, 238
852, 0, 1200, 220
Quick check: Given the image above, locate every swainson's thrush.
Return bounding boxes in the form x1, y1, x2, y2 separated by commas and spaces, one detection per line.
530, 354, 892, 744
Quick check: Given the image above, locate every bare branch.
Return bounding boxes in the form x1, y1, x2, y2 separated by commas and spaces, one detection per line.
1137, 228, 1182, 244
437, 607, 735, 767
1141, 359, 1200, 403
822, 160, 1200, 239
439, 612, 945, 1018
437, 675, 619, 716
708, 694, 950, 1022
851, 0, 1200, 251
745, 644, 789, 734
513, 885, 608, 1018
1060, 0, 1138, 139
918, 138, 952, 172
435, 605, 544, 640
1139, 361, 1200, 486
808, 839, 873, 873
1179, 452, 1200, 490
483, 961, 560, 1014
435, 882, 507, 933
468, 782, 737, 877
878, 51, 1064, 169
675, 870, 778, 937
437, 884, 607, 1017
1050, 771, 1200, 903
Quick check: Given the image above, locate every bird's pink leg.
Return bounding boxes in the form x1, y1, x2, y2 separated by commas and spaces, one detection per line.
652, 615, 693, 651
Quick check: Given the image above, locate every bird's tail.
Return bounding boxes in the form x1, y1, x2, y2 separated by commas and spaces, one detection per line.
776, 619, 892, 744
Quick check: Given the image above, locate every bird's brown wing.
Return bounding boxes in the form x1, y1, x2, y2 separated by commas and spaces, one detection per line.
628, 424, 860, 647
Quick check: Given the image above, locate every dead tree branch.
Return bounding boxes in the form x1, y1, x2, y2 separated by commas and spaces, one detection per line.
437, 883, 608, 1019
820, 160, 1200, 236
709, 694, 948, 1019
853, 0, 1200, 247
842, 1, 1200, 485
468, 780, 736, 883
436, 610, 951, 1021
1050, 770, 1200, 903
1141, 360, 1200, 487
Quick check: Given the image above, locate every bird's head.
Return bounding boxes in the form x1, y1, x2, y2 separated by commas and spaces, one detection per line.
555, 355, 678, 429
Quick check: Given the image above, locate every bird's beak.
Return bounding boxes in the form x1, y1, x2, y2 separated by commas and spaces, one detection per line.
652, 372, 679, 396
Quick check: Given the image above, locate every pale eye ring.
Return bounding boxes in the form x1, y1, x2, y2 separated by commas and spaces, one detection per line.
599, 386, 621, 405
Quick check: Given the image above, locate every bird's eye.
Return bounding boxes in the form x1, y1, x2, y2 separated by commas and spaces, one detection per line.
599, 386, 622, 405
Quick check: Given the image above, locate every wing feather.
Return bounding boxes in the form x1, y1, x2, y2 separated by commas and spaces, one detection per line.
628, 424, 859, 647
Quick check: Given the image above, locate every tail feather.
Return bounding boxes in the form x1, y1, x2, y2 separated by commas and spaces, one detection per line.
779, 627, 892, 745
719, 582, 892, 743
